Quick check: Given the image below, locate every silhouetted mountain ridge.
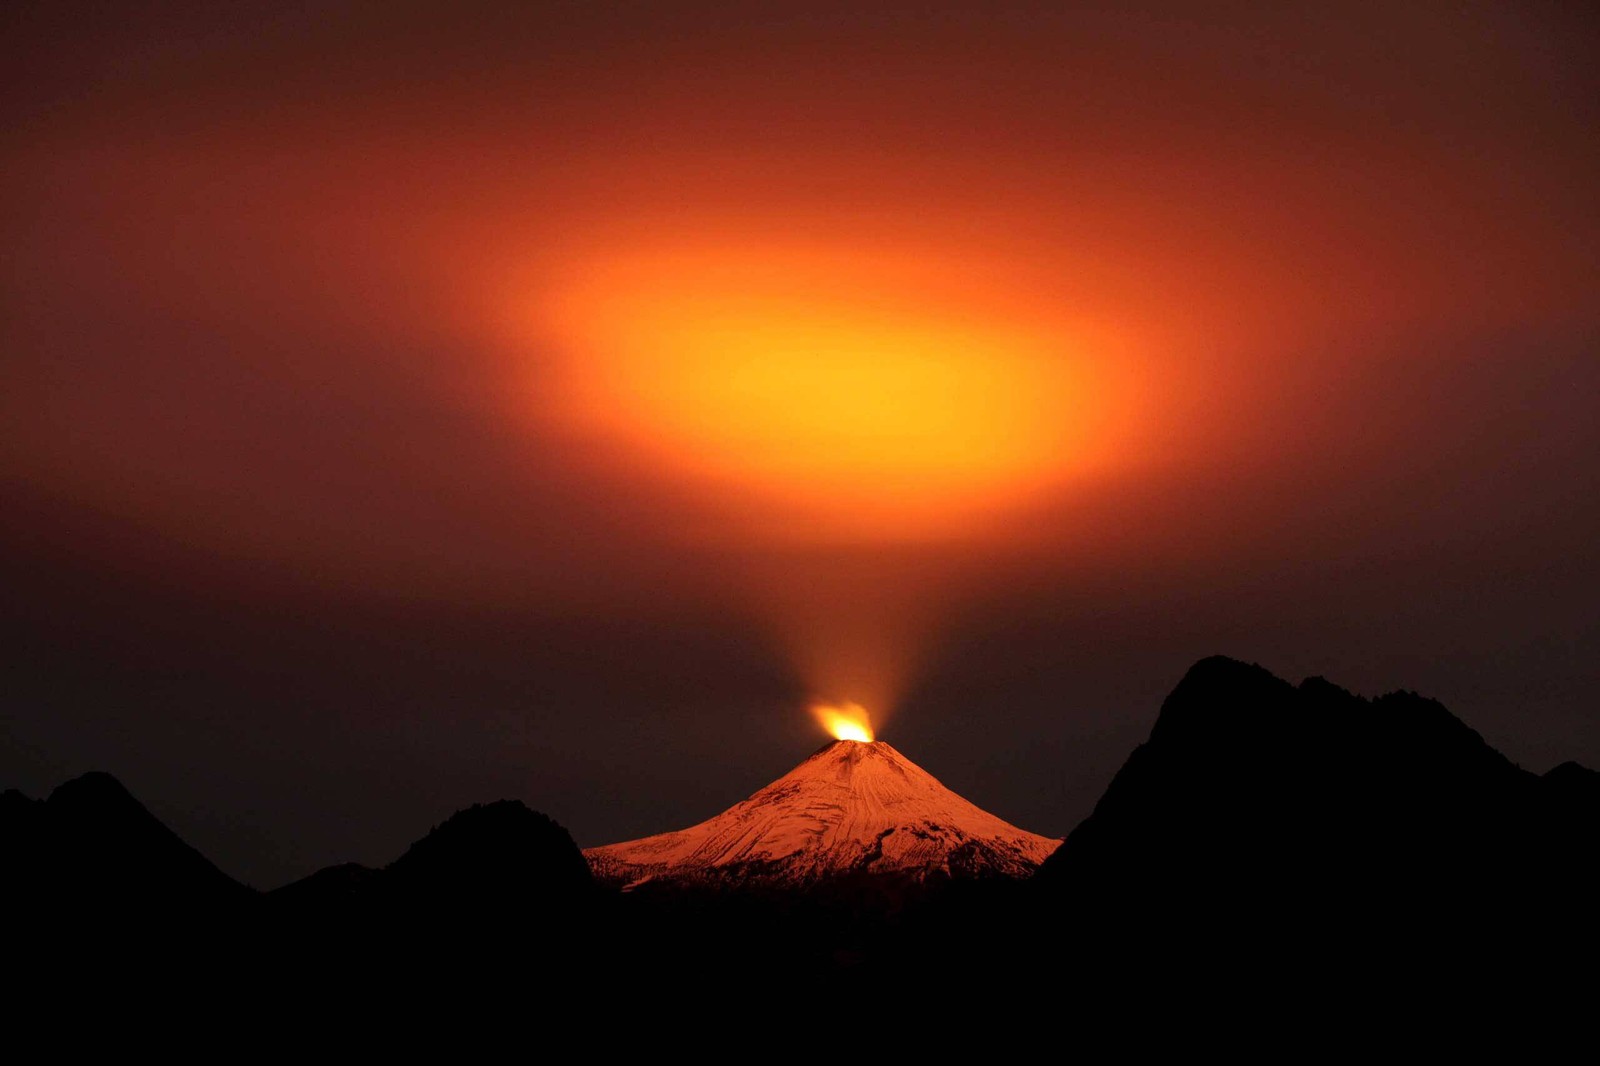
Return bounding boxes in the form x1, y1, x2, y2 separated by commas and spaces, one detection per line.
6, 655, 1594, 1019
269, 798, 595, 929
1037, 655, 1595, 969
2, 770, 251, 919
390, 800, 589, 886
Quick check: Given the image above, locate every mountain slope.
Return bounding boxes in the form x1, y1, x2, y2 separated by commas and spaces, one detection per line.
586, 739, 1059, 888
2, 771, 252, 914
270, 799, 594, 914
1034, 656, 1599, 959
265, 799, 598, 976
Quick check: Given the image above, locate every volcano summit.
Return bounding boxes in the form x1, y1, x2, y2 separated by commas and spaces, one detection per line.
585, 739, 1060, 889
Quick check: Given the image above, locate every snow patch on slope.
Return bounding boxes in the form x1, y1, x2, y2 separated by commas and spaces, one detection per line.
586, 740, 1060, 888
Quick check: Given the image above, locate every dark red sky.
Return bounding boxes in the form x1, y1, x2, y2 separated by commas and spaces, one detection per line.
3, 2, 1596, 888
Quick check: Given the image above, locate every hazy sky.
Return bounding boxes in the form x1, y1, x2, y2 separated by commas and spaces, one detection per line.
4, 2, 1596, 888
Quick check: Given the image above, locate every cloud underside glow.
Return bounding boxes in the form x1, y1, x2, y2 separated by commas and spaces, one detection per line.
535, 245, 1139, 541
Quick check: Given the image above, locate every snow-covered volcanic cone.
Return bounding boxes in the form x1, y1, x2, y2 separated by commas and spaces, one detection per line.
586, 740, 1060, 889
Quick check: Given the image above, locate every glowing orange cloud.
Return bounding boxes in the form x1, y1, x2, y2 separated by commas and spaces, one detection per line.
504, 239, 1154, 722
530, 243, 1142, 542
811, 701, 875, 743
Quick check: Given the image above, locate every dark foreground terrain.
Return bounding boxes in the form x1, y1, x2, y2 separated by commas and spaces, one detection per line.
6, 657, 1595, 1043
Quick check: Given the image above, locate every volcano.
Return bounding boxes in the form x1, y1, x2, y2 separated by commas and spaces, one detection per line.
585, 739, 1060, 889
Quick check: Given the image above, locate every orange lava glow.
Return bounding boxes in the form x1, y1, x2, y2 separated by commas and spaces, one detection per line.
514, 240, 1151, 715
811, 701, 875, 743
532, 243, 1139, 541
8, 5, 1588, 770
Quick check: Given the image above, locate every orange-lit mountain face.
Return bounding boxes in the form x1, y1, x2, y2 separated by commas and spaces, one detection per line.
585, 740, 1060, 888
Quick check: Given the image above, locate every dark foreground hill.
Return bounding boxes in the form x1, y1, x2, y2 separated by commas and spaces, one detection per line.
272, 799, 595, 916
3, 777, 601, 999
264, 798, 601, 977
1026, 656, 1598, 1009
4, 656, 1594, 1033
2, 771, 251, 921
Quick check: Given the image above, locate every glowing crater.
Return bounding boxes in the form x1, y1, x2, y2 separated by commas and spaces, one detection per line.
812, 700, 875, 742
